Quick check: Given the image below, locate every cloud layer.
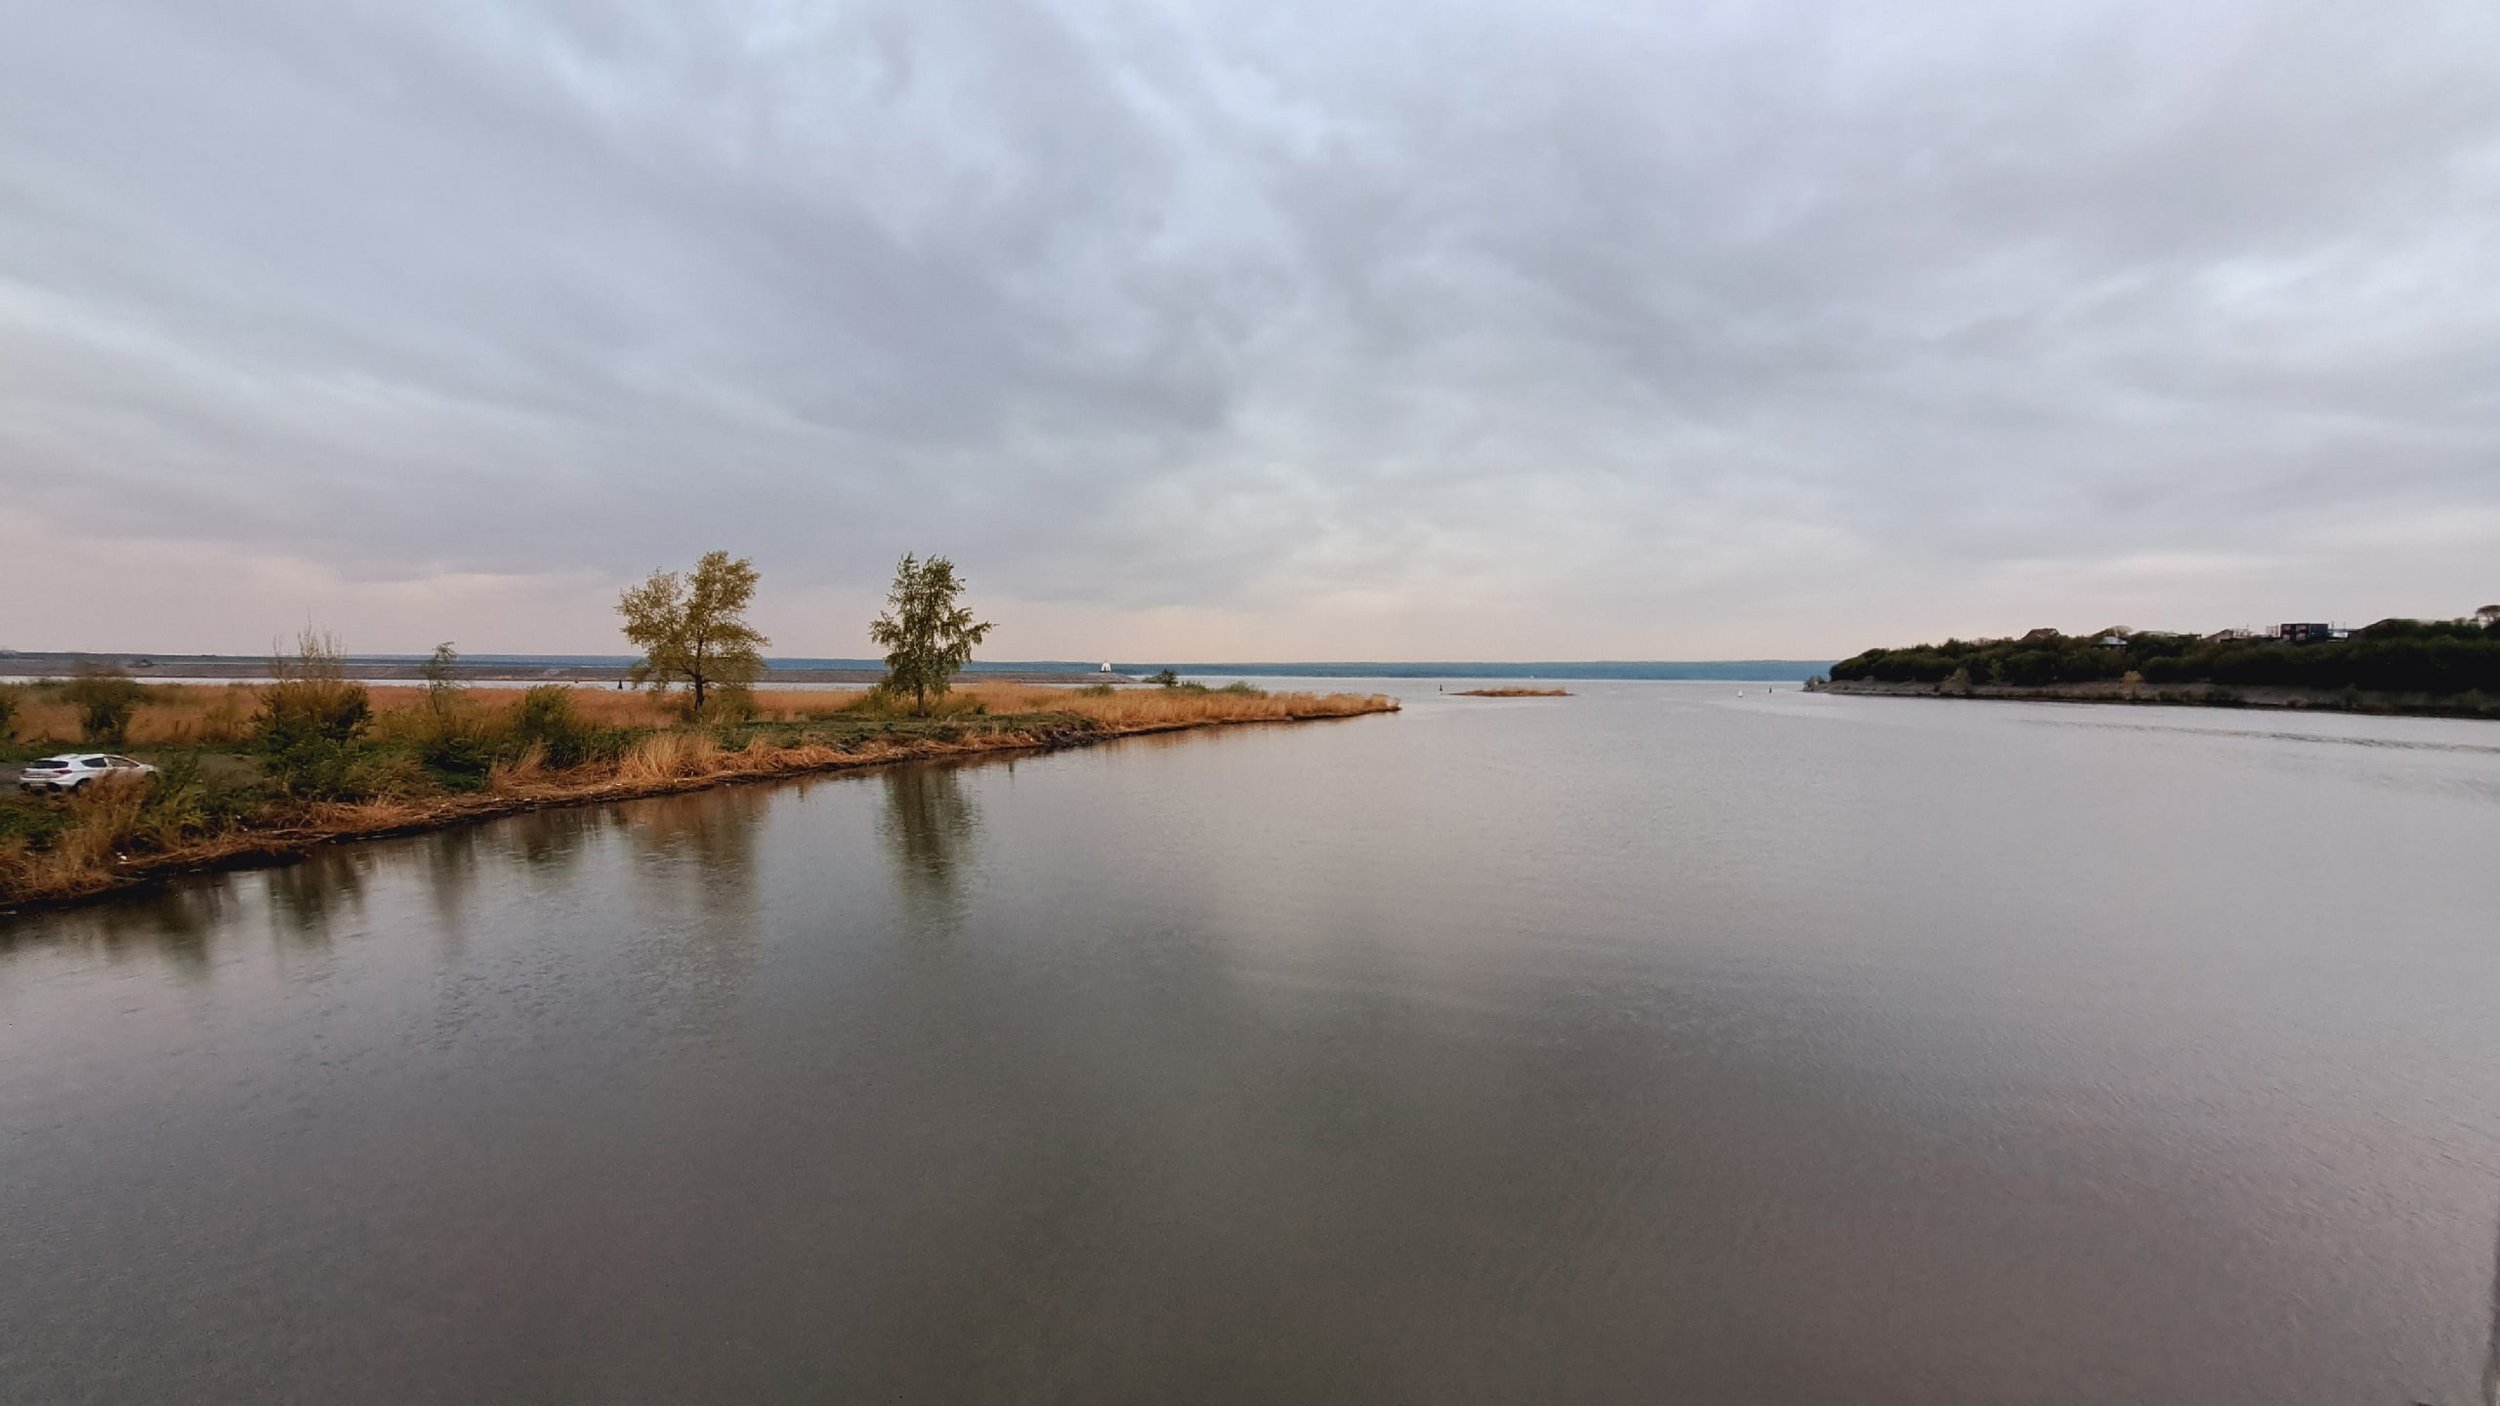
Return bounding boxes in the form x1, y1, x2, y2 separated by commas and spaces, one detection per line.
6, 0, 2498, 658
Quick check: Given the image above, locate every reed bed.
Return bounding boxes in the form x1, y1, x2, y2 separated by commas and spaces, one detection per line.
6, 683, 263, 747
614, 730, 723, 783
1450, 687, 1573, 697
0, 679, 1389, 749
2, 679, 1397, 908
955, 683, 1391, 726
0, 682, 880, 747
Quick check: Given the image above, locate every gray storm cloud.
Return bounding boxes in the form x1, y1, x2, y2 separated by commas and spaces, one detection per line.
3, 0, 2496, 657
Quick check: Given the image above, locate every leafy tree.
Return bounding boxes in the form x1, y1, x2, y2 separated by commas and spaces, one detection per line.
869, 553, 994, 715
0, 681, 24, 741
617, 550, 768, 716
64, 664, 145, 744
422, 641, 463, 717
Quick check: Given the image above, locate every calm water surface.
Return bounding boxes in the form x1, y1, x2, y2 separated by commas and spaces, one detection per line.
4, 682, 2498, 1403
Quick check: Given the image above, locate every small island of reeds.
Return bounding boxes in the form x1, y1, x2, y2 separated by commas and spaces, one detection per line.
1451, 687, 1573, 697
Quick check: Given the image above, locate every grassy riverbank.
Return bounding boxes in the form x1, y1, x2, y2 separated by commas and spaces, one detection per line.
0, 681, 1397, 909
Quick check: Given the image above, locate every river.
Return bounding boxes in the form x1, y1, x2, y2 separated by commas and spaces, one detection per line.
4, 681, 2497, 1403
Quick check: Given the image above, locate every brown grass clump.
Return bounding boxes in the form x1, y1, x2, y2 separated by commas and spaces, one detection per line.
1451, 687, 1572, 697
51, 775, 150, 869
613, 730, 722, 784
486, 742, 549, 793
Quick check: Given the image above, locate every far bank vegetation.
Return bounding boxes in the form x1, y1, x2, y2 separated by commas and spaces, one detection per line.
1822, 607, 2500, 716
1451, 687, 1572, 697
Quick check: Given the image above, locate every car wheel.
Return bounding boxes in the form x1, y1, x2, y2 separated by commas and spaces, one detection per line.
68, 778, 89, 793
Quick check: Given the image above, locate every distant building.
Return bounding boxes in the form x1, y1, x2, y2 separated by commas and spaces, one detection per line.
2096, 634, 2128, 650
2279, 623, 2336, 645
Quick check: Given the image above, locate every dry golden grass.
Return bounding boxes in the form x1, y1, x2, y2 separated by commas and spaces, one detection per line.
7, 683, 263, 747
0, 775, 151, 897
0, 678, 1391, 750
0, 681, 887, 747
2, 679, 1397, 908
485, 741, 549, 793
955, 682, 1392, 726
613, 730, 723, 783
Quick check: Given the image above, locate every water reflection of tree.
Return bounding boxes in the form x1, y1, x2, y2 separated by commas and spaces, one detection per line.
422, 827, 480, 947
133, 881, 233, 975
0, 881, 236, 978
502, 805, 600, 872
621, 787, 767, 1042
878, 763, 982, 927
264, 849, 369, 949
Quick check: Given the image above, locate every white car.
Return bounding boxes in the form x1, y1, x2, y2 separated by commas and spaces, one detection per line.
17, 754, 157, 794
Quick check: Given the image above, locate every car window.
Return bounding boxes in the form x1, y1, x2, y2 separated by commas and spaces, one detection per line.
109, 756, 140, 767
83, 757, 109, 767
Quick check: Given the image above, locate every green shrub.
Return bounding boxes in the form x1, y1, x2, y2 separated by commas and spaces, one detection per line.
64, 666, 145, 744
133, 753, 262, 848
255, 632, 374, 799
506, 685, 626, 767
419, 728, 494, 786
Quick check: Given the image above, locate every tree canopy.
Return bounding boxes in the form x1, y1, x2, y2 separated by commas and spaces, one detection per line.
617, 550, 768, 714
869, 553, 994, 714
1829, 611, 2500, 695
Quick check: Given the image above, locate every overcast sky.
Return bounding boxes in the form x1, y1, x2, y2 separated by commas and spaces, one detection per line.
4, 1, 2496, 660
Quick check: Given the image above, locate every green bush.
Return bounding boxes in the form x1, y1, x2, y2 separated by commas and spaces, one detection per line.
134, 753, 262, 848
507, 685, 627, 767
419, 725, 494, 786
64, 667, 146, 744
255, 633, 374, 799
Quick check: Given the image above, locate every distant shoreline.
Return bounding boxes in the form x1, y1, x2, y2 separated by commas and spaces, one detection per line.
1809, 677, 2500, 720
0, 651, 1835, 684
